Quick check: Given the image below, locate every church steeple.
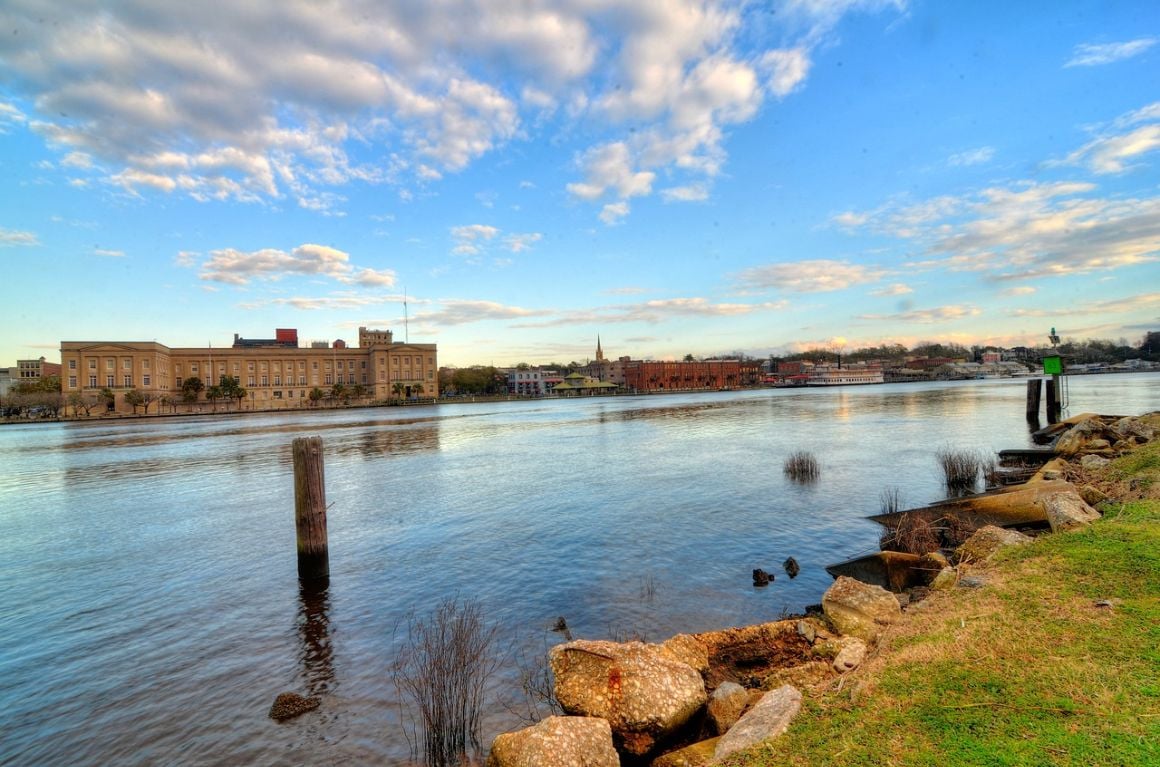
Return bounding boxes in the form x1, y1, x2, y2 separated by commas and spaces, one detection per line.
596, 335, 605, 362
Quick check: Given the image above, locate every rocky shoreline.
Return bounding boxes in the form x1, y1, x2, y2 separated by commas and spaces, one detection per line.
483, 412, 1158, 767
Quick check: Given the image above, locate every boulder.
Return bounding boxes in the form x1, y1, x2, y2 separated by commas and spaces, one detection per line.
650, 738, 719, 767
1080, 454, 1110, 471
659, 633, 710, 676
832, 638, 867, 673
1043, 491, 1101, 533
550, 640, 707, 757
929, 566, 957, 590
955, 525, 1032, 564
821, 576, 901, 641
706, 681, 748, 735
712, 685, 802, 761
1111, 417, 1155, 442
486, 716, 619, 767
1079, 484, 1110, 506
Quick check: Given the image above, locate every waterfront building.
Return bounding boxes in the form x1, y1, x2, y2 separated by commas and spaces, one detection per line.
59, 327, 436, 414
550, 371, 618, 396
2, 357, 61, 396
622, 359, 742, 392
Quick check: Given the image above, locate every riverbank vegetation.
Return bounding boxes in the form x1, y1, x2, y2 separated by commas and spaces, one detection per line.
721, 438, 1160, 767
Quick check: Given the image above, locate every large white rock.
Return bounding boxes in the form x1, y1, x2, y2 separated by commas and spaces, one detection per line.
487, 716, 619, 767
711, 685, 802, 761
550, 640, 707, 757
822, 576, 901, 641
1044, 490, 1101, 532
955, 525, 1033, 563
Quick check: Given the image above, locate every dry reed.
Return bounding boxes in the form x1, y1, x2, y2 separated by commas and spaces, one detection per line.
784, 451, 821, 482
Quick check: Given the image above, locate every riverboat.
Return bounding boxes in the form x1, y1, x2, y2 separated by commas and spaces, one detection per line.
806, 368, 885, 386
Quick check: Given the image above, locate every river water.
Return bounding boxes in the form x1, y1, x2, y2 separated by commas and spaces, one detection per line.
1, 374, 1156, 765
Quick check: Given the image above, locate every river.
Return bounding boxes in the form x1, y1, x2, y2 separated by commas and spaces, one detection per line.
1, 374, 1156, 765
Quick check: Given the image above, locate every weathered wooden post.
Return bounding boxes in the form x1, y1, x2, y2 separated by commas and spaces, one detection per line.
293, 436, 329, 580
1045, 377, 1059, 424
1025, 378, 1042, 421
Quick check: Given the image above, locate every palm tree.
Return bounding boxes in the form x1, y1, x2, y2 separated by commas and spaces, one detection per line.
391, 381, 405, 401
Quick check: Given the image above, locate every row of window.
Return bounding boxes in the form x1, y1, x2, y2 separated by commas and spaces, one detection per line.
70, 358, 154, 371
71, 375, 153, 389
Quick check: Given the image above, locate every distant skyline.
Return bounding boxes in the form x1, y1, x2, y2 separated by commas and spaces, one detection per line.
2, 1, 1158, 367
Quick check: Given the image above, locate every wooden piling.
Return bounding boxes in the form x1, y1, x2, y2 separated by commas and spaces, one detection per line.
293, 436, 329, 580
1045, 377, 1060, 424
1025, 378, 1042, 421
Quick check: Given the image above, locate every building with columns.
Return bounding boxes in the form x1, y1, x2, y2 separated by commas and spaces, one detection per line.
59, 327, 436, 414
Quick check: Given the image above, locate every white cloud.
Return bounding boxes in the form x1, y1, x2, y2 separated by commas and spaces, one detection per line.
661, 184, 709, 202
858, 305, 981, 323
760, 48, 811, 98
0, 102, 27, 133
94, 248, 125, 257
3, 0, 908, 219
842, 179, 1160, 282
0, 227, 40, 247
947, 146, 995, 167
870, 283, 913, 296
503, 233, 543, 253
415, 300, 546, 326
191, 242, 392, 287
599, 201, 630, 225
1065, 124, 1160, 174
1065, 38, 1157, 67
736, 259, 889, 293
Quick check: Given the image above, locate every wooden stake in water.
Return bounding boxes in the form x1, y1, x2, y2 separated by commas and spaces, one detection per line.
1025, 378, 1042, 421
293, 437, 329, 581
1045, 376, 1061, 425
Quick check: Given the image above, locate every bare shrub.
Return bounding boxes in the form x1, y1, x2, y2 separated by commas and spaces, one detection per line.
501, 635, 563, 726
937, 447, 985, 494
879, 512, 941, 554
391, 598, 499, 767
783, 451, 820, 482
940, 515, 982, 548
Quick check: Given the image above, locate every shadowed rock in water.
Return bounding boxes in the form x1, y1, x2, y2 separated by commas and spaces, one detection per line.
783, 557, 800, 578
269, 692, 320, 721
752, 569, 773, 587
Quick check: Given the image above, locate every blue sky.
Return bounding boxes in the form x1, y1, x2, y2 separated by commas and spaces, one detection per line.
1, 1, 1158, 367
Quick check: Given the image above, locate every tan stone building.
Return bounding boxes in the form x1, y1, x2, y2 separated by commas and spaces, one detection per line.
60, 327, 436, 414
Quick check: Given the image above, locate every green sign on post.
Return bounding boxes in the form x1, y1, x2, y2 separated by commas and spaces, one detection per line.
1043, 355, 1063, 375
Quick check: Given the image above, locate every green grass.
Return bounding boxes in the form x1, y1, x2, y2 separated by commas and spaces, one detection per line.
718, 495, 1160, 767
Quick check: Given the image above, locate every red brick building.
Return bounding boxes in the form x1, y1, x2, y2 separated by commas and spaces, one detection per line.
623, 359, 742, 392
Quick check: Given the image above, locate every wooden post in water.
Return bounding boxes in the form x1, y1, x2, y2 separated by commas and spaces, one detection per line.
293, 436, 329, 581
1025, 378, 1042, 421
1045, 377, 1060, 425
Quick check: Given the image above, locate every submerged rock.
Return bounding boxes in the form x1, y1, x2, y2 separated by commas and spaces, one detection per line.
782, 557, 801, 578
268, 692, 320, 722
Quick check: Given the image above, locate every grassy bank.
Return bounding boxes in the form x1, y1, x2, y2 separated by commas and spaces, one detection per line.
722, 440, 1160, 767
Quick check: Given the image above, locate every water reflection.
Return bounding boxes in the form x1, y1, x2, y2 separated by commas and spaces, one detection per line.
297, 579, 334, 697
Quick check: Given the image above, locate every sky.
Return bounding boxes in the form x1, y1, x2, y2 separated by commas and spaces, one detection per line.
1, 1, 1158, 368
